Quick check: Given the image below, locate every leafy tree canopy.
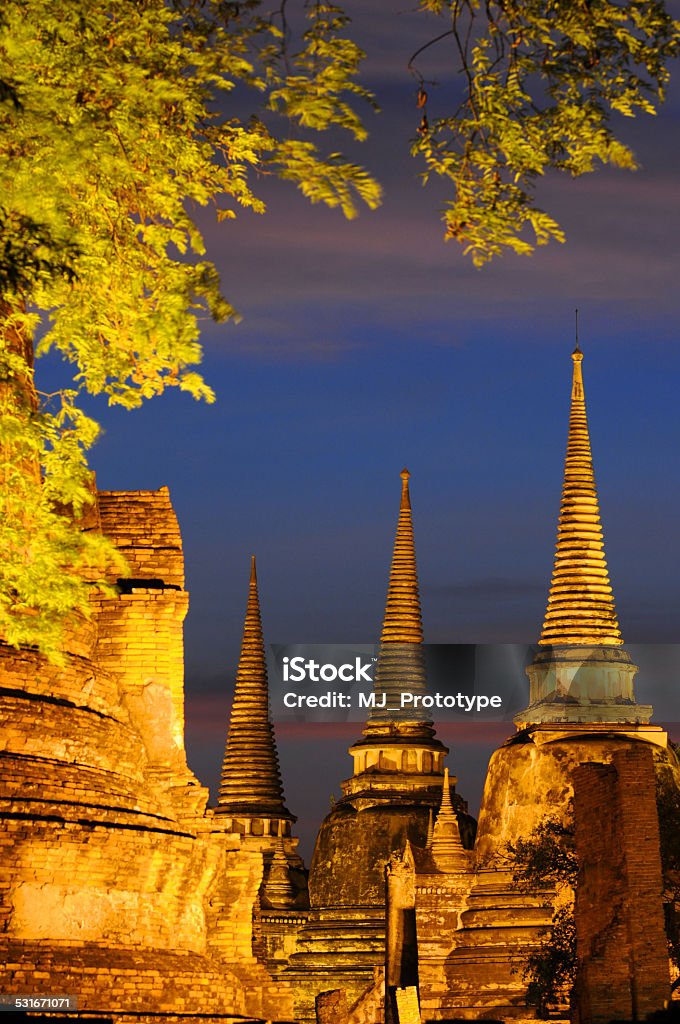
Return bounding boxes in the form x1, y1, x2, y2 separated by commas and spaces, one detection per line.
0, 0, 380, 658
2, 0, 680, 657
411, 0, 680, 264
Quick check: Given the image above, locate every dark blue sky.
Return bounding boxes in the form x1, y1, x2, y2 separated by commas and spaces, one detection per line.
38, 5, 680, 855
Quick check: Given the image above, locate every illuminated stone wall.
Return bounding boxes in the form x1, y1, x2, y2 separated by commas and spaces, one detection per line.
0, 487, 294, 1021
95, 489, 190, 771
411, 870, 471, 1020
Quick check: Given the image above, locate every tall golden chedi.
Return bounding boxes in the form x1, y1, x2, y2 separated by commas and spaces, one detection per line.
439, 346, 670, 1019
286, 470, 475, 1023
519, 344, 651, 726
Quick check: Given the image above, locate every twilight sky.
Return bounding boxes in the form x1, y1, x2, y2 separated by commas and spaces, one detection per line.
39, 4, 680, 855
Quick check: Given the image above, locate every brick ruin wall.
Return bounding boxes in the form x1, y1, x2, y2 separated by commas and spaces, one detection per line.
0, 487, 295, 1021
573, 746, 670, 1024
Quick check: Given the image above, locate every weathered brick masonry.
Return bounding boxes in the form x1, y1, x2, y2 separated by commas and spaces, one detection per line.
0, 487, 295, 1021
573, 747, 670, 1024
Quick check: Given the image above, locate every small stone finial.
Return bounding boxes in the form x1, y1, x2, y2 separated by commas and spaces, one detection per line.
263, 832, 296, 909
250, 553, 257, 582
439, 768, 454, 814
431, 768, 467, 873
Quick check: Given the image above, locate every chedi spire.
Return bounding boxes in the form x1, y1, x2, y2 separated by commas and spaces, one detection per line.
365, 469, 432, 735
380, 468, 424, 646
517, 343, 652, 728
539, 346, 623, 647
346, 469, 448, 784
216, 556, 291, 822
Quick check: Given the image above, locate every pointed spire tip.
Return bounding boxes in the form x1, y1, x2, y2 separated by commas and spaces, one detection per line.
399, 467, 412, 512
250, 554, 257, 582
